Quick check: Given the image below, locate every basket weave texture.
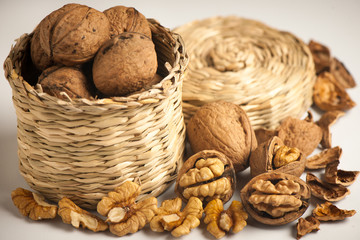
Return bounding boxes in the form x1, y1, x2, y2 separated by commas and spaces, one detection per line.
175, 16, 316, 129
4, 19, 188, 209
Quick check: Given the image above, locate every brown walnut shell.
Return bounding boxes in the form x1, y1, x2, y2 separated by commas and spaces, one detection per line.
32, 4, 110, 67
187, 101, 257, 172
249, 136, 306, 177
104, 6, 151, 38
38, 66, 94, 100
240, 172, 311, 225
175, 150, 236, 204
92, 32, 158, 97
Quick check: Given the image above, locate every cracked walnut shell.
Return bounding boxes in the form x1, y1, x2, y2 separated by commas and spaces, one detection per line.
104, 5, 151, 38
92, 32, 158, 96
175, 150, 236, 204
58, 197, 108, 232
187, 101, 257, 172
11, 188, 57, 220
97, 181, 157, 237
324, 160, 359, 187
296, 216, 320, 239
150, 197, 203, 237
240, 172, 311, 225
32, 4, 110, 67
250, 136, 305, 177
312, 201, 356, 221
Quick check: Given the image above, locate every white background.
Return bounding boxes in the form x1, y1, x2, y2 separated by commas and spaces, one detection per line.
1, 0, 359, 239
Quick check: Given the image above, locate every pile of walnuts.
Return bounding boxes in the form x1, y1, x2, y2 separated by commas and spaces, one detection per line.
30, 3, 159, 99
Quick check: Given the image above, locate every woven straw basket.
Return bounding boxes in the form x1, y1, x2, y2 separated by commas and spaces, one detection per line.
4, 19, 188, 209
175, 16, 316, 130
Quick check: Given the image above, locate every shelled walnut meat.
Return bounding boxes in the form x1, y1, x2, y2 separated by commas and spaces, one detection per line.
187, 101, 257, 172
31, 3, 110, 69
175, 150, 236, 204
11, 188, 58, 220
38, 66, 94, 100
250, 136, 305, 177
92, 32, 158, 96
97, 181, 158, 237
240, 172, 311, 225
104, 5, 152, 38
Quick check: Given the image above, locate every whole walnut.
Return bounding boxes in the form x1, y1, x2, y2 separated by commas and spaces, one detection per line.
104, 5, 151, 38
31, 3, 110, 68
187, 101, 258, 172
38, 66, 94, 100
92, 32, 158, 96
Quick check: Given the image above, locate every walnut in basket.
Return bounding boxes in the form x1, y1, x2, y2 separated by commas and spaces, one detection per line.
92, 32, 158, 96
31, 3, 110, 68
104, 5, 151, 38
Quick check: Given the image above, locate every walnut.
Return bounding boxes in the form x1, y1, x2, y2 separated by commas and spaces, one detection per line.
296, 216, 320, 239
316, 110, 344, 149
150, 197, 203, 237
277, 114, 323, 157
308, 40, 331, 74
306, 146, 342, 170
330, 57, 356, 88
92, 32, 158, 97
97, 181, 157, 237
255, 127, 278, 146
250, 136, 305, 177
58, 197, 108, 232
38, 66, 94, 100
240, 172, 311, 225
312, 201, 356, 221
175, 150, 236, 204
187, 101, 257, 172
11, 188, 57, 220
104, 6, 151, 38
313, 71, 356, 111
204, 199, 247, 239
31, 4, 110, 67
306, 173, 350, 201
324, 160, 359, 186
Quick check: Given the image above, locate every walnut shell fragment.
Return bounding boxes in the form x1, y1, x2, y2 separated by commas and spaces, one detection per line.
250, 136, 305, 177
316, 110, 344, 149
306, 173, 350, 201
240, 172, 311, 225
97, 181, 157, 237
313, 71, 356, 111
11, 188, 57, 221
175, 150, 236, 204
296, 216, 320, 240
308, 40, 331, 74
150, 197, 203, 237
330, 57, 356, 88
277, 115, 323, 157
104, 5, 151, 38
254, 128, 277, 146
204, 199, 248, 239
38, 66, 94, 100
312, 201, 356, 221
187, 101, 257, 172
306, 146, 342, 170
58, 197, 108, 232
325, 160, 359, 186
93, 32, 158, 97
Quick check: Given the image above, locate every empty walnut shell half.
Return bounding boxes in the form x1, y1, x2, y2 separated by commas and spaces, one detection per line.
175, 150, 236, 204
250, 136, 306, 177
240, 172, 311, 225
324, 160, 359, 186
187, 101, 257, 172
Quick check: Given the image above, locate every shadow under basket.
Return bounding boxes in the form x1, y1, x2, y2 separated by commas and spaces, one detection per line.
4, 19, 188, 209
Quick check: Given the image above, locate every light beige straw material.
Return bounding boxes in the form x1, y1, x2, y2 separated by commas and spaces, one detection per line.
174, 16, 316, 129
4, 19, 188, 209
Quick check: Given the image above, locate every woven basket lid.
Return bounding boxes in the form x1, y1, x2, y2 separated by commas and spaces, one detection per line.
175, 16, 316, 129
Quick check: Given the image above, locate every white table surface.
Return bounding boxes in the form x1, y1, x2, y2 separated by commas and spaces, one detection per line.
1, 0, 359, 239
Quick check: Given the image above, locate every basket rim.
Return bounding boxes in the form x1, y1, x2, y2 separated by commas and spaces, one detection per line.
3, 18, 189, 109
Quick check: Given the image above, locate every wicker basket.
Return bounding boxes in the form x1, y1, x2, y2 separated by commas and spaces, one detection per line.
174, 16, 316, 130
4, 19, 188, 209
